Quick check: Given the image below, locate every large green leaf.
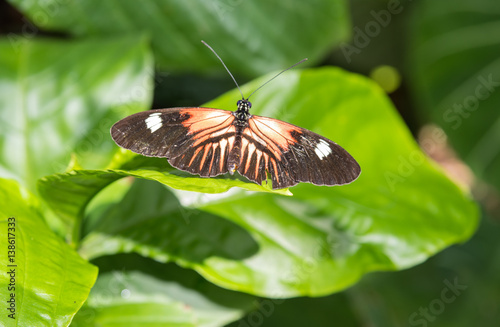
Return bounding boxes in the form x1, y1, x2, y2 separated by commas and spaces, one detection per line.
42, 67, 478, 297
7, 0, 349, 76
0, 178, 97, 327
409, 0, 500, 190
71, 254, 254, 327
0, 35, 153, 192
38, 152, 290, 245
78, 179, 260, 263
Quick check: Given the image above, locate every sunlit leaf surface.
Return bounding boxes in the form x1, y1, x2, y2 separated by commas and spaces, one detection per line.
0, 36, 153, 192
0, 179, 97, 326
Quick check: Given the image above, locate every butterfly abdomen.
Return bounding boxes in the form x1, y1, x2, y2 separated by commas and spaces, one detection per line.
227, 123, 245, 175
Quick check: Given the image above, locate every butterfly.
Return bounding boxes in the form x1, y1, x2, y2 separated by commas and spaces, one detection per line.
111, 41, 361, 190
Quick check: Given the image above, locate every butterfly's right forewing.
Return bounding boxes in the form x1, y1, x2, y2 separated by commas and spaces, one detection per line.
237, 115, 361, 189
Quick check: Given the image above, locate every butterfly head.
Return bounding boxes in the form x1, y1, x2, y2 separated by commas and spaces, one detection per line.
237, 99, 252, 112
235, 99, 252, 123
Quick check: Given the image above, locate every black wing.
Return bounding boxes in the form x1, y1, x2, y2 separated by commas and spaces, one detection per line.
111, 108, 237, 177
238, 115, 360, 189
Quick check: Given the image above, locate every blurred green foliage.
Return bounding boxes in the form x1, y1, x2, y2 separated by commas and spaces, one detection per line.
410, 0, 500, 190
0, 0, 497, 326
8, 0, 349, 76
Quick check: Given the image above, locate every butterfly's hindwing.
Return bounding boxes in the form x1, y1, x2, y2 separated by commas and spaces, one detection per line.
170, 132, 237, 177
236, 117, 294, 189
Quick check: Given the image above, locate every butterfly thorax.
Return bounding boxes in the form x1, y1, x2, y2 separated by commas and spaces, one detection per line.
234, 99, 252, 126
226, 99, 253, 173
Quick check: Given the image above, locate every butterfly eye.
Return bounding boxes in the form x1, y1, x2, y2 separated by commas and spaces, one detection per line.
247, 102, 252, 108
237, 100, 241, 106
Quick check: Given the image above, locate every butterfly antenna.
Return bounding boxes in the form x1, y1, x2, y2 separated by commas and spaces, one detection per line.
202, 40, 245, 99
247, 58, 308, 100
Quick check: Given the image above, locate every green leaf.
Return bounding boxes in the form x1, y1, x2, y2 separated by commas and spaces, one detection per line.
78, 179, 260, 262
0, 178, 97, 326
0, 35, 153, 192
71, 254, 254, 327
38, 152, 290, 244
409, 0, 500, 189
46, 67, 478, 297
7, 0, 350, 76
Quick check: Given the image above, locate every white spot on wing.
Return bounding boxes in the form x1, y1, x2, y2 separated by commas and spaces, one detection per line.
145, 112, 162, 133
314, 139, 332, 160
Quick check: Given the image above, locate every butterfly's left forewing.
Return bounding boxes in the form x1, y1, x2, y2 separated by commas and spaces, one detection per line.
112, 108, 188, 157
111, 108, 236, 177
